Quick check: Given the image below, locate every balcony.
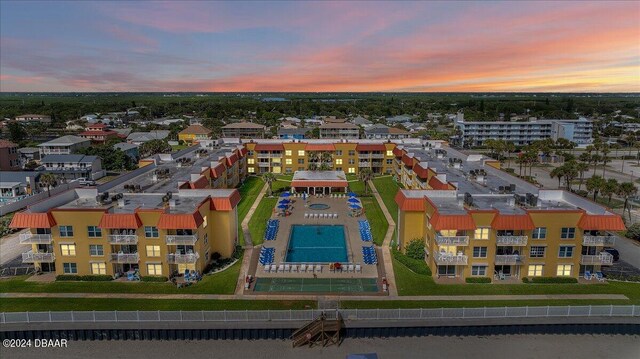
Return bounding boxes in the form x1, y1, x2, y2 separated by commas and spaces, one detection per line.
167, 252, 200, 264
19, 233, 53, 244
495, 254, 526, 265
582, 235, 615, 246
22, 251, 55, 263
359, 161, 371, 167
496, 236, 528, 246
166, 234, 198, 245
108, 234, 138, 245
433, 251, 468, 265
110, 253, 140, 263
370, 154, 384, 159
258, 162, 270, 167
435, 235, 469, 246
581, 252, 614, 265
257, 153, 270, 158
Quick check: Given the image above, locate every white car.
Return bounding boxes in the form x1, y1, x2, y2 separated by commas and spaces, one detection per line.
76, 178, 96, 186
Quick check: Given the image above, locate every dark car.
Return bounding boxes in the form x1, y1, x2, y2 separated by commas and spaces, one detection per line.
603, 247, 619, 262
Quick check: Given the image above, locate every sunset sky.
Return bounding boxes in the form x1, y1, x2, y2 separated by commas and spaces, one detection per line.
1, 0, 638, 92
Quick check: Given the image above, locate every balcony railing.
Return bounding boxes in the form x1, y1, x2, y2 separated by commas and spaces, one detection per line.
495, 254, 526, 265
110, 253, 140, 263
22, 251, 55, 263
167, 252, 200, 264
433, 251, 468, 265
166, 234, 198, 245
496, 236, 528, 246
257, 154, 270, 158
108, 235, 138, 245
582, 235, 615, 246
435, 235, 469, 246
359, 161, 371, 167
19, 233, 53, 244
581, 252, 614, 265
370, 154, 385, 159
258, 162, 270, 167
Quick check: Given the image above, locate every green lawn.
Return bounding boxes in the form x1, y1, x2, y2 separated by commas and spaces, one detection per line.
0, 258, 242, 295
372, 176, 399, 224
236, 177, 265, 244
390, 251, 640, 303
361, 197, 388, 246
0, 298, 316, 312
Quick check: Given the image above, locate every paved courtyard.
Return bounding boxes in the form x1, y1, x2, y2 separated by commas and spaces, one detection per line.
253, 195, 380, 279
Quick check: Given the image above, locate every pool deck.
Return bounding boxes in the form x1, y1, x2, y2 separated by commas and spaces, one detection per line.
251, 195, 381, 281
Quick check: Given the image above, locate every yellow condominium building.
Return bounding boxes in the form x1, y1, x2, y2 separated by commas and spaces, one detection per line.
11, 188, 240, 278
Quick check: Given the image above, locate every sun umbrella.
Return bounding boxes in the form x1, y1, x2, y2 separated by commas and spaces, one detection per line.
348, 192, 357, 197
348, 197, 360, 203
277, 204, 288, 209
349, 204, 362, 209
279, 198, 291, 204
280, 192, 291, 197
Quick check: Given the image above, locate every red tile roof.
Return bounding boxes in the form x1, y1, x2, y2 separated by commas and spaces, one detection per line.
10, 212, 57, 228
401, 154, 414, 167
157, 212, 204, 229
291, 180, 348, 188
211, 163, 226, 178
226, 153, 239, 167
491, 214, 535, 230
393, 147, 404, 157
189, 175, 209, 189
428, 176, 450, 190
210, 190, 241, 211
413, 163, 429, 180
355, 144, 386, 151
305, 143, 335, 151
578, 214, 626, 231
239, 147, 248, 157
430, 212, 477, 231
79, 130, 118, 136
98, 213, 142, 229
254, 143, 284, 151
394, 191, 425, 211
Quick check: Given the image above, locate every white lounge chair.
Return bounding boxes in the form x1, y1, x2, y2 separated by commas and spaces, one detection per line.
300, 264, 306, 272
292, 265, 298, 272
278, 264, 284, 272
304, 213, 309, 218
284, 264, 290, 272
271, 265, 277, 272
355, 264, 361, 272
315, 265, 322, 273
348, 264, 354, 272
264, 265, 270, 272
333, 213, 338, 219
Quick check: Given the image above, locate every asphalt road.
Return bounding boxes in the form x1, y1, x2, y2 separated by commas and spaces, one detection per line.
0, 229, 29, 267
613, 234, 640, 270
3, 335, 638, 359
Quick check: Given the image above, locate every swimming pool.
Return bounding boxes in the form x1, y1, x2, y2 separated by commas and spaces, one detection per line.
309, 203, 330, 210
285, 225, 348, 263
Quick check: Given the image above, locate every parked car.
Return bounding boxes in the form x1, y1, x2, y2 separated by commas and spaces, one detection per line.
75, 178, 96, 186
603, 247, 619, 262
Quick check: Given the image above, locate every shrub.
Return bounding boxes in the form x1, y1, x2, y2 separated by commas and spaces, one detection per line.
526, 277, 578, 284
574, 190, 589, 198
625, 223, 640, 241
392, 249, 431, 275
466, 277, 491, 283
405, 238, 425, 260
211, 252, 222, 262
504, 168, 515, 174
522, 277, 530, 283
141, 276, 168, 282
232, 245, 244, 259
56, 275, 113, 281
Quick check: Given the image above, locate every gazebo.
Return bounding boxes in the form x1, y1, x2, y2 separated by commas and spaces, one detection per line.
290, 170, 348, 195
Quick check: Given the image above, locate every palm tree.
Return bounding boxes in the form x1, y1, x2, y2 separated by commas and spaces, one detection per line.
617, 182, 638, 219
262, 173, 276, 197
550, 167, 564, 188
601, 178, 619, 205
39, 173, 58, 197
320, 151, 333, 165
562, 161, 578, 191
504, 142, 515, 169
600, 145, 611, 177
358, 168, 374, 194
576, 161, 589, 191
586, 176, 606, 202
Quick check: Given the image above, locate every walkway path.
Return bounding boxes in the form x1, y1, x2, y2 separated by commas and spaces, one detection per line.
368, 179, 398, 296
234, 183, 268, 294
0, 292, 628, 301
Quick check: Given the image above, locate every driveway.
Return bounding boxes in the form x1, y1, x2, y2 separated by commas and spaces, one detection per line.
612, 234, 640, 270
0, 229, 29, 266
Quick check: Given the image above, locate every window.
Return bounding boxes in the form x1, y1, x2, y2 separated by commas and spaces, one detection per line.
60, 244, 76, 256
530, 246, 546, 258
91, 262, 106, 275
298, 150, 305, 156
472, 247, 487, 258
298, 167, 304, 171
89, 245, 103, 256
474, 227, 489, 240
561, 227, 576, 239
348, 167, 355, 174
336, 167, 342, 171
471, 265, 487, 276
87, 226, 102, 237
63, 263, 77, 274
285, 150, 292, 156
204, 233, 208, 245
348, 150, 355, 156
248, 167, 255, 173
532, 227, 546, 239
145, 226, 159, 238
285, 158, 292, 165
386, 159, 393, 165
559, 246, 574, 258
556, 264, 572, 276
146, 245, 161, 257
336, 150, 342, 156
348, 158, 355, 164
335, 159, 343, 165
59, 226, 73, 237
386, 150, 393, 157
297, 158, 305, 164
147, 264, 162, 276
247, 158, 255, 164
528, 264, 543, 277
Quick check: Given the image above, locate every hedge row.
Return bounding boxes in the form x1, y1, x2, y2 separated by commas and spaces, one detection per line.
392, 250, 432, 275
522, 277, 578, 284
465, 277, 492, 283
141, 276, 168, 282
56, 275, 113, 281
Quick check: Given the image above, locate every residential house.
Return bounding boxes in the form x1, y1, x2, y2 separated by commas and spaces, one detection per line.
126, 130, 171, 145
364, 124, 411, 140
78, 123, 120, 144
221, 122, 266, 138
14, 114, 51, 124
41, 154, 104, 180
178, 124, 212, 144
319, 122, 360, 139
17, 147, 41, 166
113, 142, 139, 160
37, 135, 91, 155
0, 139, 20, 170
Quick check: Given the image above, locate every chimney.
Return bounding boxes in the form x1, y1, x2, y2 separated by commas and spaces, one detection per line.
117, 198, 125, 208
169, 199, 176, 209
507, 197, 515, 207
